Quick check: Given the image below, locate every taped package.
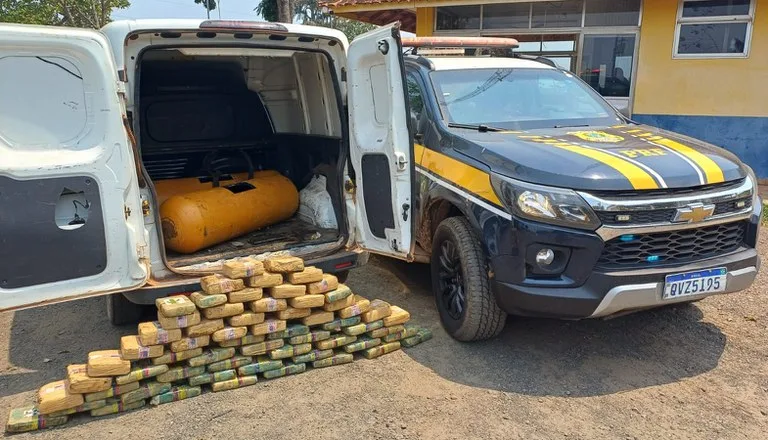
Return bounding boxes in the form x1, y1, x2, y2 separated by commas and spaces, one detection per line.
402, 328, 433, 348
90, 398, 145, 417
185, 319, 225, 338
363, 341, 401, 359
249, 297, 287, 313
149, 385, 202, 405
218, 338, 243, 348
46, 399, 106, 417
263, 362, 306, 379
289, 330, 331, 345
307, 274, 339, 294
203, 302, 245, 320
207, 355, 252, 372
240, 338, 284, 356
120, 382, 172, 404
212, 326, 248, 342
5, 406, 68, 433
156, 366, 206, 383
222, 258, 264, 279
152, 348, 203, 366
246, 272, 283, 288
66, 364, 112, 394
241, 334, 266, 345
170, 335, 210, 352
344, 336, 382, 353
383, 305, 410, 326
321, 316, 361, 332
382, 326, 417, 343
189, 369, 237, 386
200, 274, 245, 294
264, 257, 304, 273
138, 321, 182, 346
120, 335, 163, 360
324, 284, 352, 303
84, 382, 140, 402
312, 352, 353, 368
268, 284, 306, 299
269, 343, 312, 360
361, 299, 392, 323
158, 309, 201, 330
212, 376, 258, 392
228, 287, 263, 303
301, 310, 334, 326
315, 334, 357, 350
155, 295, 196, 317
87, 350, 131, 377
343, 319, 384, 336
323, 294, 355, 312
337, 296, 371, 319
250, 319, 286, 336
367, 327, 389, 339
289, 294, 325, 309
286, 266, 323, 284
238, 356, 283, 375
228, 312, 264, 327
188, 347, 236, 367
115, 364, 169, 385
277, 307, 311, 320
37, 380, 84, 415
190, 291, 228, 309
292, 348, 333, 364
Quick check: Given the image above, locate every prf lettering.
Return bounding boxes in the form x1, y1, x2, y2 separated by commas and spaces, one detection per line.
619, 148, 666, 158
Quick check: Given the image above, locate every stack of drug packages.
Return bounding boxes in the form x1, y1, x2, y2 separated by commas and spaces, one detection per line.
6, 257, 432, 434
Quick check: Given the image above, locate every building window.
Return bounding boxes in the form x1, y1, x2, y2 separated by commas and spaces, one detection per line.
585, 0, 641, 27
531, 0, 583, 28
675, 0, 754, 57
436, 5, 481, 30
482, 3, 531, 29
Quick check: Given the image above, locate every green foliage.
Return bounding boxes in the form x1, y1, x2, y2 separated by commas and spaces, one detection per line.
194, 0, 216, 11
0, 0, 130, 28
256, 0, 375, 40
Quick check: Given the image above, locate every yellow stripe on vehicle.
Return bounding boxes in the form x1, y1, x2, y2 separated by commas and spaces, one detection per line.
653, 138, 725, 184
534, 140, 660, 190
414, 144, 502, 206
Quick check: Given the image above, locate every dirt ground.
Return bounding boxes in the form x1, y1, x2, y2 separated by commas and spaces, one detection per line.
1, 235, 767, 439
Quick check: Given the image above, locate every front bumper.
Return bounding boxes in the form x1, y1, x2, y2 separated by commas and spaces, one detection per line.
493, 247, 759, 318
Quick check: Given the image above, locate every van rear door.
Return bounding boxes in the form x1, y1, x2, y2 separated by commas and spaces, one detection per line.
347, 23, 414, 260
0, 24, 148, 311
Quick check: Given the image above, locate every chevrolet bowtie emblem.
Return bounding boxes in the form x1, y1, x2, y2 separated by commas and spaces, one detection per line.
673, 203, 715, 223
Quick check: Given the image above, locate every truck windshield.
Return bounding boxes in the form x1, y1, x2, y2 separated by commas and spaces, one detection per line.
429, 68, 623, 130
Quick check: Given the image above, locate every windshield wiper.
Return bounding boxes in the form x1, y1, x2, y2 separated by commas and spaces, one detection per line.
554, 124, 590, 129
447, 123, 504, 132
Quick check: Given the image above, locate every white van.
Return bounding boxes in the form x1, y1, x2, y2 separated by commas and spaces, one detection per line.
0, 20, 414, 323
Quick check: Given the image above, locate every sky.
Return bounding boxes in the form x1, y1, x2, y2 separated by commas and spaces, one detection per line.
113, 0, 264, 21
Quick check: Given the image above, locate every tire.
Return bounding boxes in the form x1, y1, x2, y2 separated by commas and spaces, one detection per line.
431, 217, 507, 341
107, 292, 146, 326
334, 270, 350, 284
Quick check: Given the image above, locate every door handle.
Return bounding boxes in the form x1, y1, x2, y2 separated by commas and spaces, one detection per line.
394, 152, 408, 171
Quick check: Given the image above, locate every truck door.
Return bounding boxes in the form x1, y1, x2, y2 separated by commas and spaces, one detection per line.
347, 23, 414, 260
0, 24, 148, 311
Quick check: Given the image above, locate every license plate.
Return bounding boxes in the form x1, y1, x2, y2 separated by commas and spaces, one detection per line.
663, 268, 727, 300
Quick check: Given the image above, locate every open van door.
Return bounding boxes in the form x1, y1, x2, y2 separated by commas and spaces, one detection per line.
347, 23, 414, 260
0, 24, 148, 311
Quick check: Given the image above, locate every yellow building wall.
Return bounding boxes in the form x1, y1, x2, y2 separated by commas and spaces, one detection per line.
633, 0, 768, 117
416, 7, 435, 36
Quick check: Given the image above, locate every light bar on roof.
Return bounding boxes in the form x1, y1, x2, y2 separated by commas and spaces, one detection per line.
199, 20, 288, 32
402, 37, 519, 49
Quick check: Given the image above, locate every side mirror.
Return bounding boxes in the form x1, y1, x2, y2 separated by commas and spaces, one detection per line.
410, 112, 423, 143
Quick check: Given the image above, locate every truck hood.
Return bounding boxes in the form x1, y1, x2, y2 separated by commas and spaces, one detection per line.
451, 124, 747, 191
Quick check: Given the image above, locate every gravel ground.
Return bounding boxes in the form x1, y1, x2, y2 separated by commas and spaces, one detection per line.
1, 234, 766, 439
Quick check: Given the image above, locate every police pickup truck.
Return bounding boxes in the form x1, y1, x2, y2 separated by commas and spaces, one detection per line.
0, 23, 760, 342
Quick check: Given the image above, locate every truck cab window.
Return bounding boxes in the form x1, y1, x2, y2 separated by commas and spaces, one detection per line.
406, 72, 426, 123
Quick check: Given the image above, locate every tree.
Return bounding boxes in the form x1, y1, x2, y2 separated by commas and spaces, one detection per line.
193, 0, 216, 13
256, 0, 374, 39
0, 0, 130, 28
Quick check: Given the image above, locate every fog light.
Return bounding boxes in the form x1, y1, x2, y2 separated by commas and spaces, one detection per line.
535, 248, 555, 266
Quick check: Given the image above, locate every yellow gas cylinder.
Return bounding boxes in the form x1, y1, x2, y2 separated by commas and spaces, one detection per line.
160, 171, 299, 254
155, 172, 258, 205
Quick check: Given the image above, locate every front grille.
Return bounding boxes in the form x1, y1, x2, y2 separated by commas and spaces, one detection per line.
597, 221, 746, 269
589, 178, 745, 198
596, 198, 752, 226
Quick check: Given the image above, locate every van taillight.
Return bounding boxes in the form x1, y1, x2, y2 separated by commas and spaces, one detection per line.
199, 20, 288, 33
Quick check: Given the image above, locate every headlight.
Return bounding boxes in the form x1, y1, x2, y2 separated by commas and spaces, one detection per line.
490, 174, 601, 230
744, 165, 760, 207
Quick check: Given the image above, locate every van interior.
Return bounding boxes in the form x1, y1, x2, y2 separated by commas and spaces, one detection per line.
135, 47, 345, 268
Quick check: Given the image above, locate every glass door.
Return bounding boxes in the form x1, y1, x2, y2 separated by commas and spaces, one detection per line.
579, 34, 637, 113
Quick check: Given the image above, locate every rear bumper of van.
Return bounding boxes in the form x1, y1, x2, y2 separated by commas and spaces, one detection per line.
124, 249, 369, 305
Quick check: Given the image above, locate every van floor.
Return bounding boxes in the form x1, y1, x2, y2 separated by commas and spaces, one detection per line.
166, 216, 339, 268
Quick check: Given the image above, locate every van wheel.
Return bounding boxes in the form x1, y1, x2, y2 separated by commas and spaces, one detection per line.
431, 217, 506, 341
107, 293, 145, 326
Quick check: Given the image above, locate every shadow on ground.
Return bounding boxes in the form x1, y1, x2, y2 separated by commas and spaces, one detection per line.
367, 256, 727, 398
